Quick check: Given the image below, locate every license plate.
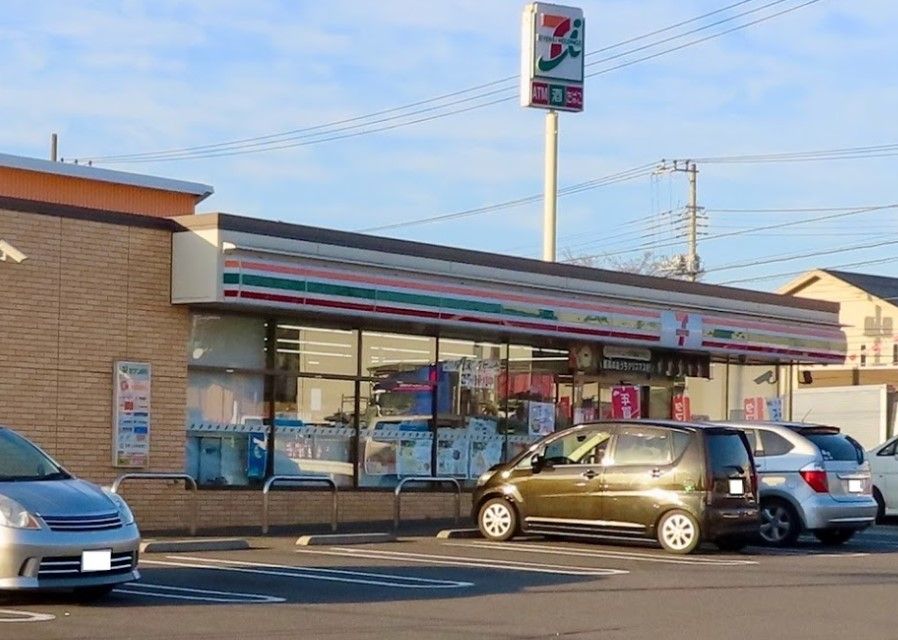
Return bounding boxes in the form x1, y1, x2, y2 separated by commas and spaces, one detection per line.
728, 479, 744, 495
848, 479, 864, 493
81, 549, 112, 572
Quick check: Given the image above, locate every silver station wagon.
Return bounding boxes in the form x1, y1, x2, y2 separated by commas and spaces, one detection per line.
0, 426, 141, 598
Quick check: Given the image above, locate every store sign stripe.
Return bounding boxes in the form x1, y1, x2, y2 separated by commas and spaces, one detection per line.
226, 289, 660, 343
229, 259, 660, 318
702, 340, 842, 361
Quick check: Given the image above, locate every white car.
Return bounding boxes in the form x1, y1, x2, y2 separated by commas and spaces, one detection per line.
868, 436, 898, 520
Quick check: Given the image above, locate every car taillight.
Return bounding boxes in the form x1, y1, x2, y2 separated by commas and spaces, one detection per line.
800, 465, 829, 493
750, 468, 758, 495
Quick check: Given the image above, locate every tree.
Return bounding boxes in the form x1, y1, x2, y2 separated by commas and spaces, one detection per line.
562, 249, 694, 279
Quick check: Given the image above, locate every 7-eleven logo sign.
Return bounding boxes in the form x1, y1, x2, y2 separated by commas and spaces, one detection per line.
661, 311, 703, 349
537, 13, 584, 73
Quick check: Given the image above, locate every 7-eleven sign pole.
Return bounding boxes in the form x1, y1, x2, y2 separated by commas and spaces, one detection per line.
543, 110, 558, 261
521, 3, 585, 262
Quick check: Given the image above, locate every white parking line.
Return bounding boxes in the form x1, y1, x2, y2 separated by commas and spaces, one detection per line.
114, 583, 285, 603
448, 541, 758, 566
749, 548, 871, 558
142, 557, 472, 589
0, 609, 56, 623
296, 547, 629, 577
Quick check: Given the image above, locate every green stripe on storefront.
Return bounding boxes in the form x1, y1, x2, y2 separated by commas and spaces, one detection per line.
228, 273, 564, 321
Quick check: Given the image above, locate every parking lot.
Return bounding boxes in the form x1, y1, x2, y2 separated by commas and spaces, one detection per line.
4, 526, 898, 640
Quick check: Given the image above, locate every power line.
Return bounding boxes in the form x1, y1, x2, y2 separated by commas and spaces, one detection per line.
707, 237, 898, 275
73, 0, 819, 164
567, 203, 898, 262
358, 164, 657, 233
718, 256, 898, 286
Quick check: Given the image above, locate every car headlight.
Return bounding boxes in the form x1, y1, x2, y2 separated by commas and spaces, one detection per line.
476, 471, 496, 487
102, 488, 136, 526
0, 494, 42, 529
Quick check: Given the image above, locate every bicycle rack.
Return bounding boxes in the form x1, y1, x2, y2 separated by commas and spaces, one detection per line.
111, 472, 198, 536
393, 477, 461, 532
261, 475, 339, 535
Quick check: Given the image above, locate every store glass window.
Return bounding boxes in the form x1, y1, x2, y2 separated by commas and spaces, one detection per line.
503, 343, 567, 460
271, 377, 356, 487
274, 323, 358, 376
358, 332, 437, 487
185, 370, 266, 487
189, 314, 266, 369
435, 339, 507, 485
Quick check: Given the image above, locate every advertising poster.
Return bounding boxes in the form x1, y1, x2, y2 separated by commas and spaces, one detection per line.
765, 396, 784, 421
246, 432, 267, 479
527, 401, 556, 437
611, 386, 641, 420
112, 361, 151, 468
744, 397, 766, 421
397, 437, 432, 477
672, 394, 692, 422
469, 438, 504, 477
437, 432, 469, 477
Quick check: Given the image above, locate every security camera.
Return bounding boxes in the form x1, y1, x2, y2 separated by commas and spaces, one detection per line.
753, 369, 777, 385
0, 240, 27, 263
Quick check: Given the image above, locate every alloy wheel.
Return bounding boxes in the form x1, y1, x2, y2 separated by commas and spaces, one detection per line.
760, 504, 793, 544
481, 503, 513, 539
661, 513, 696, 551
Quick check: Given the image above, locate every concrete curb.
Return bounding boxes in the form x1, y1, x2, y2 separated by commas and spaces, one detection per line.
436, 528, 482, 539
141, 538, 251, 554
296, 532, 396, 546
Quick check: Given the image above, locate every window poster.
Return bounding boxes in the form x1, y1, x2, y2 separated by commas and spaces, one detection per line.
113, 361, 151, 468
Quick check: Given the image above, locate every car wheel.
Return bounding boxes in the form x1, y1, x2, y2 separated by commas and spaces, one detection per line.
478, 498, 517, 541
657, 510, 701, 554
759, 499, 800, 546
814, 528, 855, 546
71, 585, 116, 602
716, 536, 749, 552
873, 487, 886, 523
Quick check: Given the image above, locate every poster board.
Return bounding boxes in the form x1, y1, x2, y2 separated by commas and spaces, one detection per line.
112, 361, 151, 468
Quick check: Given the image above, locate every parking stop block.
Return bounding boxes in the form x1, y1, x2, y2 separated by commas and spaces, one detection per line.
436, 528, 482, 539
296, 532, 396, 546
141, 538, 251, 554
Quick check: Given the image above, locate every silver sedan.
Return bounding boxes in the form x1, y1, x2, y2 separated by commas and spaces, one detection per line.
0, 426, 141, 598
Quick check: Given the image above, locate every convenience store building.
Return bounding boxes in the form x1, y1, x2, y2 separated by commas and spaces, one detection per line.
0, 154, 846, 531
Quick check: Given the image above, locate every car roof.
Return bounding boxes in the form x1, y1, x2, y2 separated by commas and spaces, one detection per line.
574, 419, 739, 432
713, 420, 840, 433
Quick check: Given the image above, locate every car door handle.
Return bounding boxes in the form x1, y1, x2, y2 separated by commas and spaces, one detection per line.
581, 469, 598, 480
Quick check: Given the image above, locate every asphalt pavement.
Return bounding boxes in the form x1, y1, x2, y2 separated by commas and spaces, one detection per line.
4, 525, 898, 640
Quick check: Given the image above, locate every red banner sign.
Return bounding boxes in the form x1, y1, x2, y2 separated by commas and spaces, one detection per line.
611, 386, 642, 420
672, 394, 691, 422
743, 397, 766, 421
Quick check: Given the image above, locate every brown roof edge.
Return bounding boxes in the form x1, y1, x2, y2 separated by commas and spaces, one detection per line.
0, 195, 179, 231
197, 212, 839, 315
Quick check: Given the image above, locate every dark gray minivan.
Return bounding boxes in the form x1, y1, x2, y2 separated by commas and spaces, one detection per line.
472, 420, 759, 554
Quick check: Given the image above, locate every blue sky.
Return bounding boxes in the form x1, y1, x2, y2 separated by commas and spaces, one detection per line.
1, 0, 896, 291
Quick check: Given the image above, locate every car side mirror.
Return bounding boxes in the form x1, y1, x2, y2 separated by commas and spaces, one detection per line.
531, 454, 548, 473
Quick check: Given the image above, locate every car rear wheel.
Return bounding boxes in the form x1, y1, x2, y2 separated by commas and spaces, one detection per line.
814, 528, 855, 546
657, 510, 701, 554
759, 499, 800, 546
478, 498, 517, 541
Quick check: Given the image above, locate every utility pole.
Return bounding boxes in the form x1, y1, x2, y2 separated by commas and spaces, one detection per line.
50, 133, 58, 162
686, 161, 699, 282
655, 159, 704, 281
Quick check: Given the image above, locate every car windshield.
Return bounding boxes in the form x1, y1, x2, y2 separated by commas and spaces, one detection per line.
0, 429, 70, 481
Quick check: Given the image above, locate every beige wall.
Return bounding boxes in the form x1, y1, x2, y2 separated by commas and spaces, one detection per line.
0, 208, 189, 490
786, 274, 896, 368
